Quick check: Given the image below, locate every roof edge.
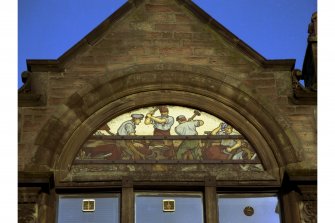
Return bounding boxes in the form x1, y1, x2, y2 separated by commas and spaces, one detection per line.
26, 0, 296, 72
263, 59, 296, 70
177, 0, 272, 65
27, 58, 295, 72
27, 59, 62, 72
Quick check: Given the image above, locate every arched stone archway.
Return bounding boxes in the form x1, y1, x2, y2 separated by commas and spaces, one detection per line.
31, 63, 301, 183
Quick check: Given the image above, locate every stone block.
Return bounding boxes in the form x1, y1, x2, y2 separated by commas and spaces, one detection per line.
304, 152, 317, 162
35, 117, 66, 149
145, 4, 180, 13
49, 87, 77, 99
302, 143, 317, 154
158, 47, 193, 55
47, 97, 67, 106
18, 203, 38, 223
21, 131, 38, 144
128, 47, 146, 55
194, 47, 215, 56
22, 120, 41, 132
76, 56, 96, 64
87, 48, 110, 57
130, 22, 155, 31
143, 46, 159, 55
290, 121, 314, 132
149, 0, 169, 3
149, 13, 176, 23
153, 39, 181, 47
145, 31, 173, 39
282, 106, 296, 114
161, 32, 173, 38
288, 114, 313, 122
181, 56, 209, 65
250, 72, 275, 79
104, 55, 135, 64
155, 24, 202, 32
49, 76, 83, 88
95, 39, 123, 48
295, 106, 316, 115
175, 13, 194, 23
193, 32, 213, 40
126, 39, 152, 47
94, 47, 130, 56
244, 78, 276, 88
68, 64, 106, 72
276, 96, 288, 105
256, 87, 278, 96
296, 131, 316, 143
135, 55, 161, 63
105, 31, 144, 40
183, 40, 216, 47
174, 32, 193, 39
210, 56, 250, 66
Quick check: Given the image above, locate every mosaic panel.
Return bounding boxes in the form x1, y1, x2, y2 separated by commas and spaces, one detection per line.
74, 106, 262, 167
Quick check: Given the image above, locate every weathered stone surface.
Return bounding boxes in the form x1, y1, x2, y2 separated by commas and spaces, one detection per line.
19, 1, 316, 222
18, 203, 38, 223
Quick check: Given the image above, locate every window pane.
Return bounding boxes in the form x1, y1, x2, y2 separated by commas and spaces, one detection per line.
57, 194, 119, 223
135, 193, 203, 223
218, 194, 280, 223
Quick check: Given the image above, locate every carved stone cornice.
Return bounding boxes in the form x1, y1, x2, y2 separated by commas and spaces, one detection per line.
299, 200, 317, 223
18, 187, 41, 203
290, 69, 316, 105
297, 184, 317, 223
18, 171, 54, 189
289, 12, 317, 105
18, 203, 38, 223
18, 71, 45, 107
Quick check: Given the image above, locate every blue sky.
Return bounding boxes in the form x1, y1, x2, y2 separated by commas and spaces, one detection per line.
18, 0, 317, 88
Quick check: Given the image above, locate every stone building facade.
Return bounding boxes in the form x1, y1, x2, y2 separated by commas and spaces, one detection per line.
18, 0, 317, 222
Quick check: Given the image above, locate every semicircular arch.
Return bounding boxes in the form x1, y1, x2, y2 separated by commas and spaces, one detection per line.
31, 63, 300, 183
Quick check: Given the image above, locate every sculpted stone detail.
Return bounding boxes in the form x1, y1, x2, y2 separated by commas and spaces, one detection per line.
18, 188, 40, 223
18, 71, 32, 94
308, 12, 317, 39
65, 163, 272, 184
18, 203, 38, 223
291, 69, 317, 103
299, 200, 317, 223
70, 163, 264, 174
292, 69, 304, 92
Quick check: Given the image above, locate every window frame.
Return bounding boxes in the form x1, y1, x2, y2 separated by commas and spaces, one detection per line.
56, 193, 121, 223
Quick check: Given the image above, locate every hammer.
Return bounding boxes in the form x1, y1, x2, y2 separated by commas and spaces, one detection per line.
149, 106, 159, 115
188, 110, 201, 121
146, 107, 159, 120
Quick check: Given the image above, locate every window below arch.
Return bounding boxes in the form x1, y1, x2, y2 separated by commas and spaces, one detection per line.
218, 194, 281, 223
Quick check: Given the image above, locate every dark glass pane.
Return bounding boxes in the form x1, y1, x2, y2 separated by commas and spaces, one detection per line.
135, 193, 203, 223
57, 195, 119, 223
218, 195, 280, 223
